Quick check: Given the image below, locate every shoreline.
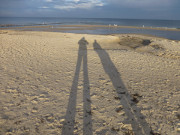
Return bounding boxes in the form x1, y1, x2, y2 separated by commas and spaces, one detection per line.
1, 24, 180, 31
1, 24, 180, 41
0, 29, 172, 41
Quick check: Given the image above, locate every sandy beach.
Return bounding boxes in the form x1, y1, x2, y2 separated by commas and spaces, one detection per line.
0, 30, 180, 135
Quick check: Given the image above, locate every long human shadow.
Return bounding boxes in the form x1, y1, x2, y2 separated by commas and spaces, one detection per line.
93, 40, 151, 135
62, 37, 92, 135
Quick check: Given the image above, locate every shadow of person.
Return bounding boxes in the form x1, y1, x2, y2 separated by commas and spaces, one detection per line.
62, 37, 92, 135
93, 40, 151, 135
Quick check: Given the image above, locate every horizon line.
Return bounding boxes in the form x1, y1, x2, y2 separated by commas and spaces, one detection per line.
0, 16, 180, 21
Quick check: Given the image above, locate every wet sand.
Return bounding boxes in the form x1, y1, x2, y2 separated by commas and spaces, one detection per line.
0, 30, 180, 135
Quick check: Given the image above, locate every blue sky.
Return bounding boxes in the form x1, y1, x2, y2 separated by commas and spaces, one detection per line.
0, 0, 180, 20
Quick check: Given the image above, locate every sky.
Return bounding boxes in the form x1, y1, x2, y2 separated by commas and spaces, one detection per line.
0, 0, 180, 20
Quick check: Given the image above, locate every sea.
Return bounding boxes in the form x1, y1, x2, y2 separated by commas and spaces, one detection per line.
0, 17, 180, 40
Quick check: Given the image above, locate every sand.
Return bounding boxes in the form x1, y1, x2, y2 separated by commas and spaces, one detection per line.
0, 30, 180, 135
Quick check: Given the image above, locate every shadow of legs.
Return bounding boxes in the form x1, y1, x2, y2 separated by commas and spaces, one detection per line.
62, 38, 92, 135
93, 40, 151, 135
83, 45, 92, 135
61, 46, 82, 135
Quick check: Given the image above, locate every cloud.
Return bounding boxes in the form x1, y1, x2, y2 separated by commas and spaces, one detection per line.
54, 0, 105, 10
0, 0, 179, 19
40, 6, 49, 9
73, 0, 80, 3
46, 0, 53, 2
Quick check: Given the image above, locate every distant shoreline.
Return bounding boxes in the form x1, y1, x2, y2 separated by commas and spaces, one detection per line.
1, 24, 180, 32
1, 24, 180, 40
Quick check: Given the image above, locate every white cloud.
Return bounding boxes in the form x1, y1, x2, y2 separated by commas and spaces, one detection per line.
46, 0, 53, 2
73, 0, 80, 3
40, 6, 49, 8
54, 0, 105, 10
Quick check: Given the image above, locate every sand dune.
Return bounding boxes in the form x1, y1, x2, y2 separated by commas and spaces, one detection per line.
0, 30, 180, 135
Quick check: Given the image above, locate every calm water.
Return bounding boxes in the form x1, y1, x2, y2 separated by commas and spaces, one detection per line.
0, 17, 180, 40
1, 17, 180, 28
61, 28, 180, 40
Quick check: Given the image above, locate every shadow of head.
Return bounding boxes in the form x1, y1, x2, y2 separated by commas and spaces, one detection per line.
93, 40, 102, 50
78, 37, 89, 50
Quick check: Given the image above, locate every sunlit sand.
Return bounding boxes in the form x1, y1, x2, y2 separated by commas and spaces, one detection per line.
0, 30, 180, 134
